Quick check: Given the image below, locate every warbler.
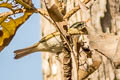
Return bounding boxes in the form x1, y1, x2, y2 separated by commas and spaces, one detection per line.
14, 22, 87, 59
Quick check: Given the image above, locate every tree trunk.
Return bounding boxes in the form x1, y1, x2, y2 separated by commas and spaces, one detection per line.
40, 0, 120, 80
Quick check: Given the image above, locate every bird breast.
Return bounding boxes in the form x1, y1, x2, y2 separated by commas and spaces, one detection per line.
37, 35, 63, 53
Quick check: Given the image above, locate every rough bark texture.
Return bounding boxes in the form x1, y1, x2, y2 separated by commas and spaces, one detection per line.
41, 0, 120, 80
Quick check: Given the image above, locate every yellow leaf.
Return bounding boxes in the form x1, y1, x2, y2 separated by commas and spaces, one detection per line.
0, 2, 14, 12
0, 15, 8, 24
0, 12, 33, 51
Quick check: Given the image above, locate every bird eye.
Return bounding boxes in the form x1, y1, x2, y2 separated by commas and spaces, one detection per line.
78, 22, 84, 26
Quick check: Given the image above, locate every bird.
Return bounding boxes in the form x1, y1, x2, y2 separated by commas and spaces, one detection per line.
14, 21, 87, 59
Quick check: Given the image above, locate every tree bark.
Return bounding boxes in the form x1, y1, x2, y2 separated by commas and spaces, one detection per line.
41, 0, 120, 80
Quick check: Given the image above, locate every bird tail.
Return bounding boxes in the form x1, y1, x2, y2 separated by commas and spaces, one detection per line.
14, 46, 38, 59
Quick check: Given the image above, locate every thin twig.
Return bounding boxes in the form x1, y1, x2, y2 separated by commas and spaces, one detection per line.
63, 0, 90, 20
95, 49, 112, 62
0, 7, 56, 25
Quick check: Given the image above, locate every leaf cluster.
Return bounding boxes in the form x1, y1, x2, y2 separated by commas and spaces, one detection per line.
0, 0, 34, 51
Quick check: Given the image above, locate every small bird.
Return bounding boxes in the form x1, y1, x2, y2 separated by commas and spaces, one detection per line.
14, 22, 87, 59
14, 32, 62, 59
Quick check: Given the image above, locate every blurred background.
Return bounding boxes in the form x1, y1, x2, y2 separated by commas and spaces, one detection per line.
0, 0, 43, 80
